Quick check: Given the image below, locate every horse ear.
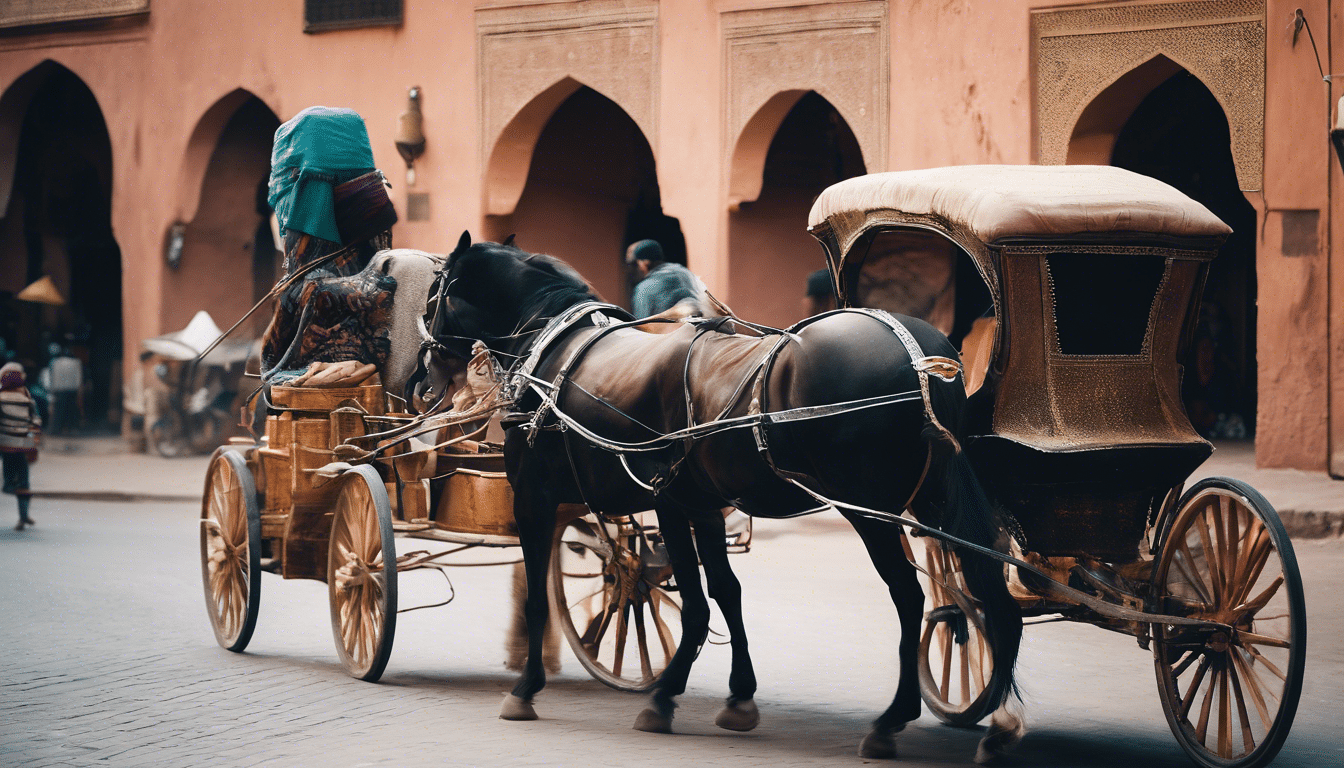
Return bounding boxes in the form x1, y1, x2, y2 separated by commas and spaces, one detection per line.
455, 230, 472, 253
502, 233, 516, 247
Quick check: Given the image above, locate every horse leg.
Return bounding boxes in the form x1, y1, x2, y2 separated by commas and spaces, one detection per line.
840, 511, 926, 759
499, 463, 558, 721
633, 506, 711, 733
687, 509, 759, 732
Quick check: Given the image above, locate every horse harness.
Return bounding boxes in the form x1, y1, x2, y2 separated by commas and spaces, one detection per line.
496, 302, 962, 506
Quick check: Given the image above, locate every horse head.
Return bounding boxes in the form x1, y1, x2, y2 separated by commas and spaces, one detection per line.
409, 231, 598, 412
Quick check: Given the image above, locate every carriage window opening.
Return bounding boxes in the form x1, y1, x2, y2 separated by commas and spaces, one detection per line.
1045, 253, 1166, 356
951, 250, 994, 350
846, 230, 978, 340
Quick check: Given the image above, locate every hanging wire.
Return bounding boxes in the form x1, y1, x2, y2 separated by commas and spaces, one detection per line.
1291, 9, 1326, 81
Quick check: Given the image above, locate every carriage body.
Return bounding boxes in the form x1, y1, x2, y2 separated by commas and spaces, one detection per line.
202, 373, 702, 691
809, 166, 1305, 768
807, 165, 1227, 561
247, 382, 518, 581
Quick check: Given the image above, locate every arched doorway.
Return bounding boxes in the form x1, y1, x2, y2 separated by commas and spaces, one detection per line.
1106, 71, 1257, 439
166, 93, 280, 335
728, 91, 865, 327
484, 85, 681, 307
0, 61, 121, 431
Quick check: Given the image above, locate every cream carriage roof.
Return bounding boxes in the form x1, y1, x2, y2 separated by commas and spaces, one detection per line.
807, 165, 1231, 246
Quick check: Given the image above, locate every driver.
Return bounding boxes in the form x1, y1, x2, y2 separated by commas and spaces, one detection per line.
260, 106, 399, 388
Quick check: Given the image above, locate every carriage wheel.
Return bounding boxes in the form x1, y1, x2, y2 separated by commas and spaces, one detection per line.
200, 450, 261, 652
328, 465, 398, 682
913, 535, 1006, 726
1152, 477, 1305, 768
549, 513, 682, 692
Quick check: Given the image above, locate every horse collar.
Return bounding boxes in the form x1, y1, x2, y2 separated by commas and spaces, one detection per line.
505, 301, 631, 401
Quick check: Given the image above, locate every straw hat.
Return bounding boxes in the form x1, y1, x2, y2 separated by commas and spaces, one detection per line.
17, 276, 65, 306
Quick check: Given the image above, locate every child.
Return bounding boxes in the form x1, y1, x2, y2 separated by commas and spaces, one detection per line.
1, 362, 40, 530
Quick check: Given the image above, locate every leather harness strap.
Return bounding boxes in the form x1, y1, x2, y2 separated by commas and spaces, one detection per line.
748, 309, 963, 507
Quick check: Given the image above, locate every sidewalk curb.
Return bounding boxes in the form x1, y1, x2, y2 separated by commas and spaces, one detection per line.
1280, 510, 1344, 539
30, 490, 199, 504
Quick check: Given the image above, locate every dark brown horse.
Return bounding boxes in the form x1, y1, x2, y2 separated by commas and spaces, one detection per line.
423, 234, 1022, 761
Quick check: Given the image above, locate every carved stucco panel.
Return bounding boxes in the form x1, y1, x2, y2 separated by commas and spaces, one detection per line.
1033, 0, 1265, 191
0, 0, 148, 28
477, 0, 658, 170
723, 1, 888, 177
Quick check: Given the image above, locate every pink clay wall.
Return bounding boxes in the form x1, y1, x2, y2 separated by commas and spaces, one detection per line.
0, 0, 1337, 471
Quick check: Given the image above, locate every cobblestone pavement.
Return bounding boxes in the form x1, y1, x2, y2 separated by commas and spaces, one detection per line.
2, 496, 1342, 767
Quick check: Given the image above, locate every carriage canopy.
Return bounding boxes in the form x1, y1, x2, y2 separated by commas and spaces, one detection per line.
807, 165, 1230, 279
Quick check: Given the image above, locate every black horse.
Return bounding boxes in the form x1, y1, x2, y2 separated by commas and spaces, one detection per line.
424, 233, 1022, 761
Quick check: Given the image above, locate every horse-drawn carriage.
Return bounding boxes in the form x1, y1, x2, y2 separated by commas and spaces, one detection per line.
806, 165, 1304, 768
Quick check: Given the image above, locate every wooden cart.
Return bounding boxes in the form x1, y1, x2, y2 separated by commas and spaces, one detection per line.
199, 381, 740, 690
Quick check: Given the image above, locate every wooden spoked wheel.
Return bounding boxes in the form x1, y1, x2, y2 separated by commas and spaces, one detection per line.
1152, 477, 1305, 768
550, 513, 682, 692
200, 450, 261, 652
328, 466, 398, 682
912, 535, 1005, 726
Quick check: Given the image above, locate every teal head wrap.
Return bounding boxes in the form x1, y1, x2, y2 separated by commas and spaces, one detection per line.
267, 106, 376, 244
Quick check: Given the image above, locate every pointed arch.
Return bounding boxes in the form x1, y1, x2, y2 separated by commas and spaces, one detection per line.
728, 90, 808, 208
0, 60, 121, 427
176, 88, 279, 222
164, 92, 280, 332
727, 91, 865, 327
0, 60, 107, 218
1066, 54, 1187, 165
487, 84, 675, 306
483, 76, 584, 217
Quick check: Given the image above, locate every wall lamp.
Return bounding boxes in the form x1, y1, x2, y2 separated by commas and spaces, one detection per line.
396, 86, 426, 186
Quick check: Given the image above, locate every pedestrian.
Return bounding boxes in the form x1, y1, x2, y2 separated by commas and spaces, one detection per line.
1, 362, 40, 531
802, 268, 836, 317
123, 350, 154, 452
626, 239, 705, 318
43, 344, 82, 435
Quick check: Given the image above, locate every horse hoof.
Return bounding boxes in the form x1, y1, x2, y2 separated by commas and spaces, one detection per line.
974, 710, 1024, 764
499, 694, 538, 721
715, 698, 760, 732
858, 729, 897, 760
633, 707, 673, 733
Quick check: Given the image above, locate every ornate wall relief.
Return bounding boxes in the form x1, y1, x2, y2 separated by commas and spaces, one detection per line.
0, 0, 147, 29
1032, 0, 1264, 191
477, 0, 658, 215
722, 0, 888, 205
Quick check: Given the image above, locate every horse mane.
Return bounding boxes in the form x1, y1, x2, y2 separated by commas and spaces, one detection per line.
460, 241, 599, 326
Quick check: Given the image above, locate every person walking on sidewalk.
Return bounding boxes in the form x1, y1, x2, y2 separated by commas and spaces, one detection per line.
1, 362, 40, 530
42, 344, 82, 435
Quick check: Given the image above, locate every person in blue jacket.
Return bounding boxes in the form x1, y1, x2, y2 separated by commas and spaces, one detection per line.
627, 240, 704, 318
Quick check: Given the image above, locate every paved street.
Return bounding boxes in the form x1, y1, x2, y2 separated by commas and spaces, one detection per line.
3, 476, 1343, 768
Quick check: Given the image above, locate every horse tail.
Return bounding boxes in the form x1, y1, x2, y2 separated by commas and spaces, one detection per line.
921, 371, 1022, 704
